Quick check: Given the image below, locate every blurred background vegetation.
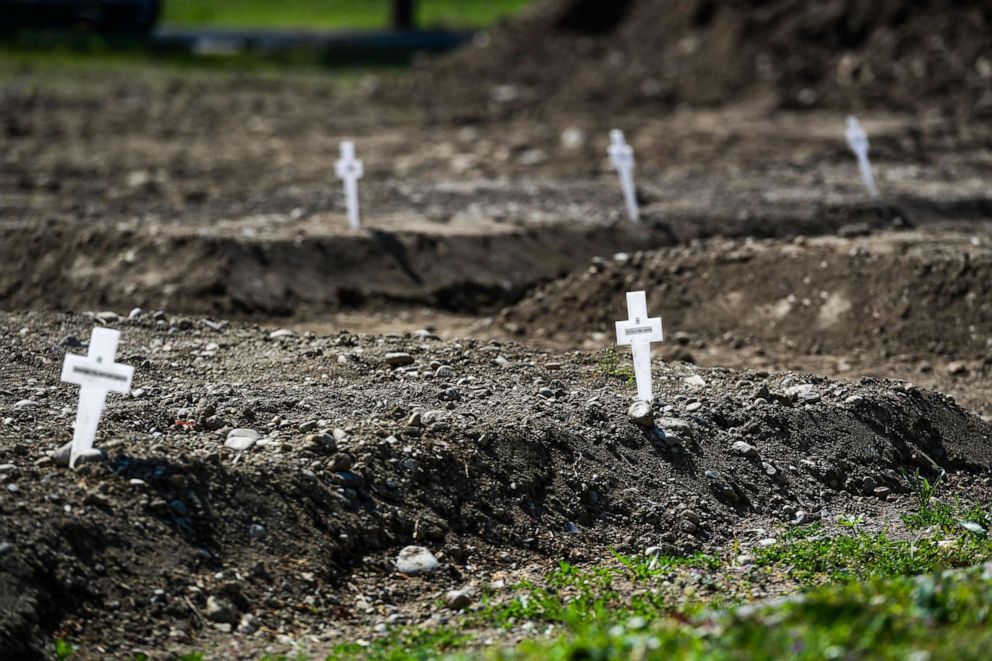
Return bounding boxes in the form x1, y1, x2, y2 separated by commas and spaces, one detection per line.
162, 0, 533, 30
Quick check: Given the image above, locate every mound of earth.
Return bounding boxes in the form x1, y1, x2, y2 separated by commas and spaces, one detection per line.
2, 311, 992, 656
409, 0, 992, 118
501, 231, 992, 361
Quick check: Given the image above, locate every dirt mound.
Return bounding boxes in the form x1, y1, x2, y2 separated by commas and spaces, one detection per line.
3, 312, 992, 655
410, 0, 992, 118
502, 231, 992, 360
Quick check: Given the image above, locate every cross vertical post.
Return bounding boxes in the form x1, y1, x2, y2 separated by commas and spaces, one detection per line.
60, 327, 134, 469
608, 129, 640, 223
335, 140, 364, 230
845, 116, 880, 199
615, 291, 664, 401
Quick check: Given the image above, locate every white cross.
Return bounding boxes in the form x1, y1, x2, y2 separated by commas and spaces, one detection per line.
60, 327, 134, 469
608, 129, 640, 223
845, 116, 880, 199
615, 291, 663, 401
335, 140, 365, 230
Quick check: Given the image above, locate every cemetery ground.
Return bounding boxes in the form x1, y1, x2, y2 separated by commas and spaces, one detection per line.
3, 64, 992, 658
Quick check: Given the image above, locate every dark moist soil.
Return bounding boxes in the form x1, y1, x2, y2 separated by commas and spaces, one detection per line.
2, 312, 992, 658
501, 230, 992, 362
404, 0, 992, 119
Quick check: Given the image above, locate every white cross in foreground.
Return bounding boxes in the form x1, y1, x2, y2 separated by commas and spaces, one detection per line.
335, 140, 365, 230
845, 116, 880, 199
615, 291, 664, 402
60, 327, 134, 469
608, 129, 640, 223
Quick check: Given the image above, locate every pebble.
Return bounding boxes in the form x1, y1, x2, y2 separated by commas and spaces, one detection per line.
685, 401, 703, 412
947, 361, 969, 376
269, 329, 295, 339
205, 596, 239, 624
13, 400, 38, 410
445, 587, 474, 610
249, 524, 267, 540
128, 307, 143, 320
785, 384, 820, 403
435, 365, 456, 379
538, 387, 555, 399
628, 401, 654, 427
60, 335, 83, 348
385, 352, 415, 367
51, 441, 103, 467
225, 429, 261, 451
308, 433, 337, 454
732, 441, 759, 458
395, 546, 439, 575
684, 375, 707, 387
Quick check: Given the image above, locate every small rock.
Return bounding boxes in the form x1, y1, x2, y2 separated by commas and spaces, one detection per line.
308, 433, 338, 454
732, 441, 759, 458
947, 361, 969, 376
628, 401, 654, 427
269, 329, 295, 339
51, 441, 103, 468
395, 546, 439, 575
385, 352, 415, 367
299, 420, 318, 432
59, 335, 83, 348
225, 429, 261, 451
205, 596, 239, 625
128, 307, 144, 320
13, 400, 38, 410
685, 401, 703, 412
435, 365, 456, 379
95, 311, 120, 324
538, 387, 555, 399
684, 375, 707, 387
785, 384, 820, 403
249, 524, 267, 540
445, 587, 474, 610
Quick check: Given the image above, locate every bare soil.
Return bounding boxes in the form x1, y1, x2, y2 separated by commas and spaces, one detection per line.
2, 311, 992, 658
2, 3, 992, 655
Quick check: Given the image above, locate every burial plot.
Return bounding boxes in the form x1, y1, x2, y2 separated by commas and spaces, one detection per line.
845, 116, 880, 199
608, 129, 640, 222
615, 290, 663, 401
60, 327, 134, 469
335, 140, 365, 230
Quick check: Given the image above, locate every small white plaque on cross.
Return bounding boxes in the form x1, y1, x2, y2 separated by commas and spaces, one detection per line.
60, 327, 134, 469
335, 140, 365, 230
845, 116, 880, 199
608, 129, 640, 223
615, 291, 663, 402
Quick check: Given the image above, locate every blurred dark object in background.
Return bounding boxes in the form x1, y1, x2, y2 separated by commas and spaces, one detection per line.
1, 0, 161, 35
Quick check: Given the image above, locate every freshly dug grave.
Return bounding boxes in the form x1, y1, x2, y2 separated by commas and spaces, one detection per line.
412, 0, 992, 118
502, 230, 992, 361
2, 311, 992, 657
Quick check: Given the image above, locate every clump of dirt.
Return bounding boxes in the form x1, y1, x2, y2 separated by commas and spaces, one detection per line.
502, 231, 992, 360
2, 312, 992, 656
409, 0, 992, 118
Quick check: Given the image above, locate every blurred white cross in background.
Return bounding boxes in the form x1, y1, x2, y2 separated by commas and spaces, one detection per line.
845, 116, 880, 199
608, 129, 640, 222
336, 140, 365, 230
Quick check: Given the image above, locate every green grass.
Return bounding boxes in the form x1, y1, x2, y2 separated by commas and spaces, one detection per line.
162, 0, 534, 30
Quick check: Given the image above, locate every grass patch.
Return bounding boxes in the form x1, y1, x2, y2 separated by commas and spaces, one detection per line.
162, 0, 534, 30
598, 347, 634, 385
755, 532, 992, 584
504, 565, 992, 660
